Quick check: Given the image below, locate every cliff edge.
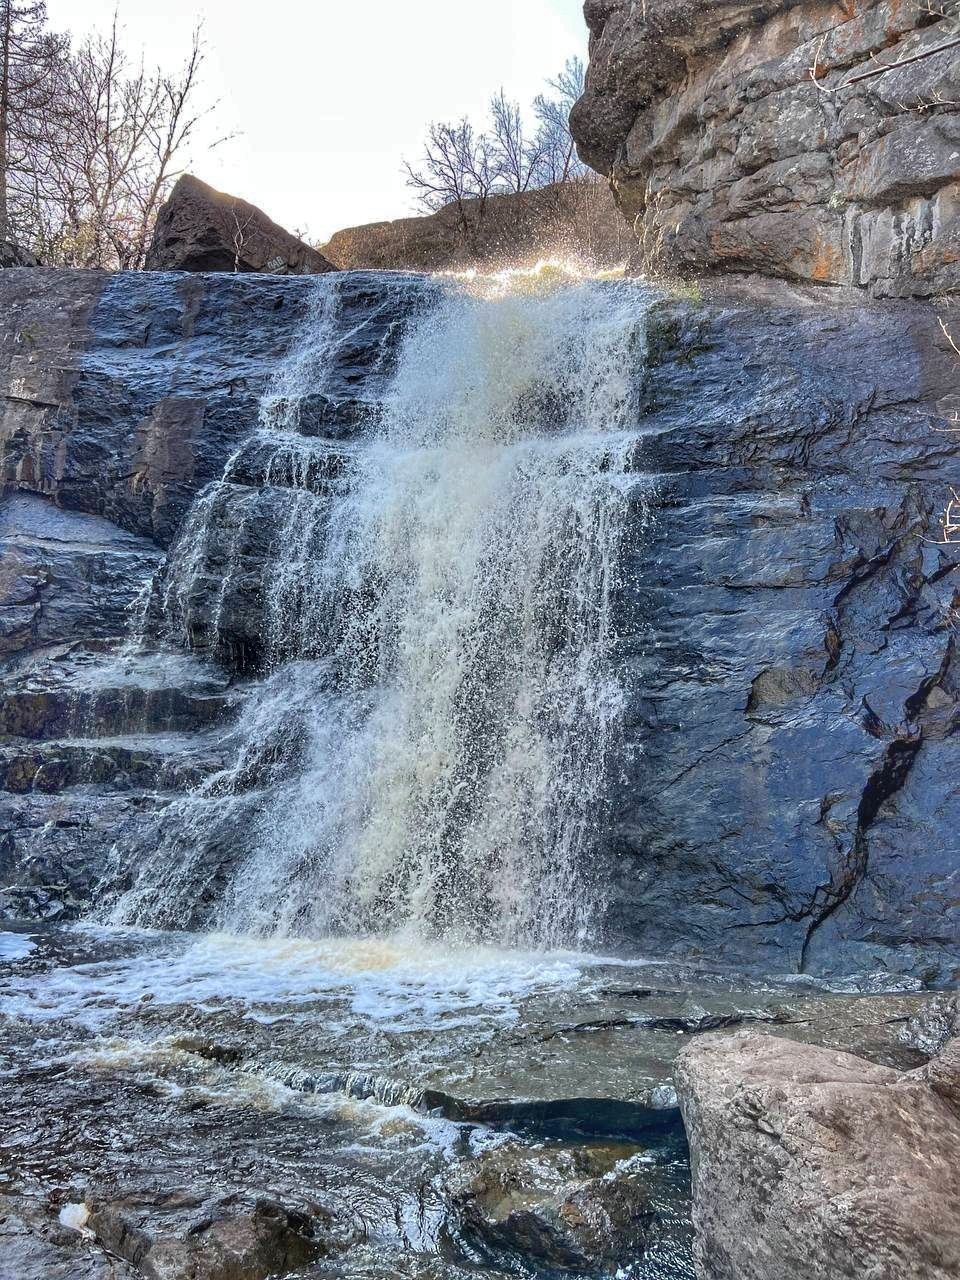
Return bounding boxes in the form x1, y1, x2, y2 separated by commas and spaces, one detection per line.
570, 0, 959, 295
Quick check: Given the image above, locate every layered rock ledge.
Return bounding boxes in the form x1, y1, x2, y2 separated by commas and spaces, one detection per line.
571, 0, 960, 295
0, 268, 957, 979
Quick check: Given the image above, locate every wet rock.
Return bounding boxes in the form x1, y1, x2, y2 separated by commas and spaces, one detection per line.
0, 494, 162, 658
571, 0, 960, 296
146, 175, 337, 276
0, 269, 421, 549
86, 1193, 335, 1280
0, 264, 958, 980
444, 1142, 652, 1272
675, 1030, 960, 1280
606, 284, 960, 982
0, 1195, 136, 1278
0, 789, 179, 921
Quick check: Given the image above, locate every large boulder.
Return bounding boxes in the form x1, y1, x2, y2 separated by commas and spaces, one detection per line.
146, 175, 337, 275
675, 1030, 960, 1279
0, 241, 37, 268
571, 0, 960, 296
84, 1193, 335, 1280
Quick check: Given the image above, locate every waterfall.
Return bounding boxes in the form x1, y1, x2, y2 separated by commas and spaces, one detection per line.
108, 267, 650, 951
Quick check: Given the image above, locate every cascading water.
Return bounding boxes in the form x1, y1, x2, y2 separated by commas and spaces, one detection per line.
107, 266, 650, 951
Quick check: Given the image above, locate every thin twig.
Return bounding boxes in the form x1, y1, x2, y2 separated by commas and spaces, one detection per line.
809, 33, 960, 93
939, 317, 960, 360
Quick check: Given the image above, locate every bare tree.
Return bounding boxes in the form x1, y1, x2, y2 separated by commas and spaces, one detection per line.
404, 55, 591, 244
43, 18, 217, 268
489, 90, 542, 194
404, 118, 496, 233
0, 8, 222, 267
0, 0, 63, 245
230, 203, 256, 272
532, 57, 588, 186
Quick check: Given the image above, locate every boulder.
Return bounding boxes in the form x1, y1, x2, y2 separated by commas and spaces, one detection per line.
675, 1030, 960, 1280
443, 1142, 652, 1271
0, 1195, 135, 1279
571, 0, 960, 296
85, 1193, 336, 1280
146, 175, 337, 275
0, 240, 37, 268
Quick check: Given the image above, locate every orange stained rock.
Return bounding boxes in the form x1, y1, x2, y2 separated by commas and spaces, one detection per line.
810, 234, 846, 282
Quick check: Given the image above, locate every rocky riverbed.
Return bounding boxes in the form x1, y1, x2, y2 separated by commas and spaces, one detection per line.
1, 921, 949, 1279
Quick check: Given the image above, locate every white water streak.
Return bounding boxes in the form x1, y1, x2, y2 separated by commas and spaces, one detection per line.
112, 270, 650, 950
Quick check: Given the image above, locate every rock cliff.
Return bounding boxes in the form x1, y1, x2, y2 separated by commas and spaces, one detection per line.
570, 0, 960, 295
0, 268, 956, 982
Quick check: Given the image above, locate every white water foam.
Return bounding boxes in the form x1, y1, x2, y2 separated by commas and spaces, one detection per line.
0, 931, 35, 961
0, 928, 606, 1035
109, 266, 652, 952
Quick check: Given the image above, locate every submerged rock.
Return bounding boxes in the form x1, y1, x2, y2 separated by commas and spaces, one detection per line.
0, 1195, 135, 1278
444, 1142, 652, 1272
675, 1030, 960, 1280
85, 1192, 338, 1280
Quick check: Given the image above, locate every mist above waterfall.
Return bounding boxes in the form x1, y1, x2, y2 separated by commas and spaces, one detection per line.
109, 265, 651, 950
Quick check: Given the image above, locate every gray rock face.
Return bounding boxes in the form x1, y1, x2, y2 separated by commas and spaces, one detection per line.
0, 268, 957, 983
675, 1029, 960, 1280
609, 279, 960, 982
146, 175, 338, 275
0, 241, 37, 268
571, 0, 960, 296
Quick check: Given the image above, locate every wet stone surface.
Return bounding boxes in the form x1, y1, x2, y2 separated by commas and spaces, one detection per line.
0, 924, 944, 1280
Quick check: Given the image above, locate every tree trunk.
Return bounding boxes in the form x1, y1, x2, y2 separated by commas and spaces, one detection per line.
0, 2, 12, 244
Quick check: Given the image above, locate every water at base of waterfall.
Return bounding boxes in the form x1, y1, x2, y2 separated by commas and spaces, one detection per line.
2, 920, 700, 1278
104, 263, 653, 950
1, 921, 927, 1278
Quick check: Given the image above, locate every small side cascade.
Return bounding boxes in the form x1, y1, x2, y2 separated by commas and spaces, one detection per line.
106, 266, 653, 950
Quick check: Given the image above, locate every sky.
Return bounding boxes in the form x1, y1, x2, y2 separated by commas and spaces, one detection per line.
46, 0, 590, 244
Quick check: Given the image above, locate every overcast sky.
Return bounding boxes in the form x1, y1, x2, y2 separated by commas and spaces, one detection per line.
46, 1, 590, 243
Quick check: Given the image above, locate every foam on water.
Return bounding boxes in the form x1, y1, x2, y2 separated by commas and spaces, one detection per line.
0, 931, 35, 961
0, 927, 611, 1035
